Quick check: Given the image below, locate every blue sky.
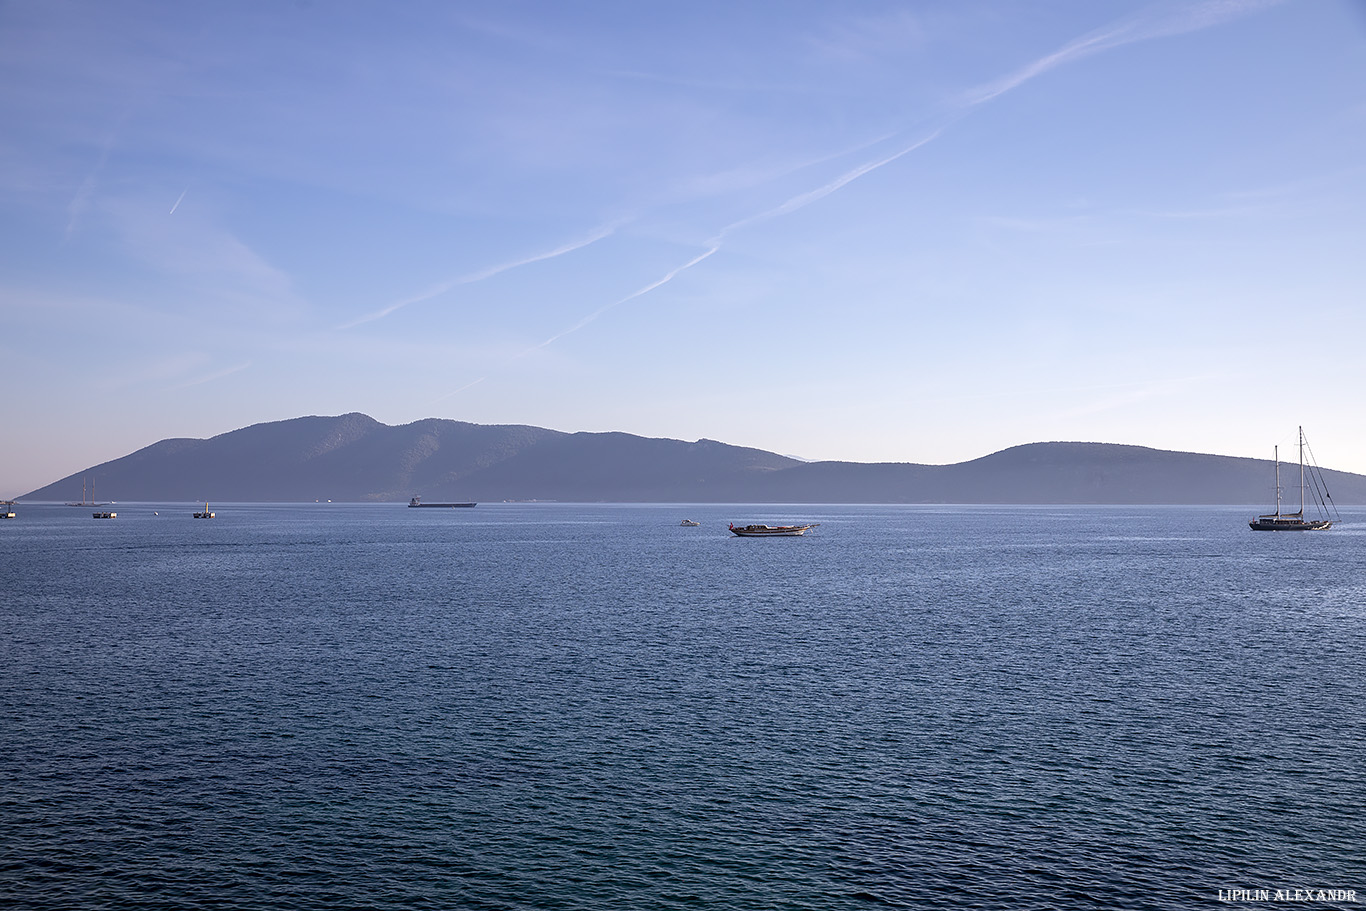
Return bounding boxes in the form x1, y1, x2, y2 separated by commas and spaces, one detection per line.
3, 0, 1365, 496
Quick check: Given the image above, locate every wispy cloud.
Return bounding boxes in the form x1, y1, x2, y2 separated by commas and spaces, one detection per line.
65, 129, 118, 240
339, 220, 625, 330
670, 132, 897, 203
961, 0, 1285, 107
532, 243, 722, 351
716, 129, 942, 240
176, 361, 252, 388
512, 129, 941, 354
102, 195, 301, 319
433, 129, 945, 402
805, 8, 929, 64
432, 0, 1284, 403
1052, 371, 1221, 421
432, 244, 721, 403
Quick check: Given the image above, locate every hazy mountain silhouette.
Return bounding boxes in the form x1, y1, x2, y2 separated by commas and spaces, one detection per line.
21, 413, 1366, 504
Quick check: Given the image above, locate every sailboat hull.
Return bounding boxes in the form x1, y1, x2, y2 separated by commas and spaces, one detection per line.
1249, 517, 1331, 531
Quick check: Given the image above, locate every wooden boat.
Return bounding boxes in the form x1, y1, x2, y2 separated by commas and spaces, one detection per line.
728, 522, 819, 537
1249, 427, 1337, 531
409, 497, 476, 508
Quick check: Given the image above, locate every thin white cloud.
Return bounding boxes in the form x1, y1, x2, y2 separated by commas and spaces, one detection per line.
672, 131, 898, 203
176, 361, 252, 388
430, 0, 1286, 403
510, 129, 940, 357
715, 129, 943, 241
432, 243, 722, 403
65, 130, 118, 240
434, 128, 945, 401
532, 243, 723, 351
961, 0, 1286, 107
805, 8, 929, 63
434, 376, 486, 402
339, 220, 624, 330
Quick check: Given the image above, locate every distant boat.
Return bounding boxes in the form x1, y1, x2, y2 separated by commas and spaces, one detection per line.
66, 477, 108, 507
729, 522, 819, 537
92, 511, 116, 519
194, 503, 215, 518
1249, 426, 1337, 531
1, 500, 15, 519
408, 497, 476, 508
679, 519, 700, 526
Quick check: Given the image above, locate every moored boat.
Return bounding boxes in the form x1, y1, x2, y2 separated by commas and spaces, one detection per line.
1249, 427, 1337, 531
409, 497, 476, 508
729, 522, 819, 537
66, 477, 108, 507
194, 503, 215, 518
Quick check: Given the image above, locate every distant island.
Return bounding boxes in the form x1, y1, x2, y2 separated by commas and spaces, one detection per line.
20, 412, 1366, 504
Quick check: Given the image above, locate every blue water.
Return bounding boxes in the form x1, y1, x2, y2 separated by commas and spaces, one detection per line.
2, 503, 1363, 910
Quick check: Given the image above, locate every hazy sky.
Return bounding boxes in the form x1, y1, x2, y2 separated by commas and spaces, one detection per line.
3, 0, 1365, 496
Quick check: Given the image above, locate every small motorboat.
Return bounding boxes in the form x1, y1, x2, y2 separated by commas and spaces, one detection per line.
728, 522, 819, 537
679, 519, 700, 526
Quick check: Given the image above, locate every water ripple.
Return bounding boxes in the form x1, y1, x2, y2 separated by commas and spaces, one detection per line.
2, 504, 1363, 909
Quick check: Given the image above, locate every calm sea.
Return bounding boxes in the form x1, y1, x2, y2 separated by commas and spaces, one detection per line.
2, 503, 1363, 910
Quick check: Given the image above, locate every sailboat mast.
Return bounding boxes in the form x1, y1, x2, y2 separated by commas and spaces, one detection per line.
1274, 445, 1281, 517
1299, 425, 1306, 516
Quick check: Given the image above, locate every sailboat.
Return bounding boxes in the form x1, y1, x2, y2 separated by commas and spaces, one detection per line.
65, 476, 107, 507
1249, 427, 1336, 531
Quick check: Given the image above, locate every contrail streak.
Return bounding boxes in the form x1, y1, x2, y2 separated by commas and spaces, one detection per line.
962, 0, 1285, 107
431, 0, 1283, 404
169, 188, 188, 215
176, 361, 252, 388
431, 245, 722, 403
716, 129, 944, 241
532, 244, 722, 351
340, 221, 623, 330
432, 130, 942, 402
530, 128, 943, 350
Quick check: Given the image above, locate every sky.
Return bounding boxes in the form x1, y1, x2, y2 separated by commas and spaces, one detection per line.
3, 0, 1365, 497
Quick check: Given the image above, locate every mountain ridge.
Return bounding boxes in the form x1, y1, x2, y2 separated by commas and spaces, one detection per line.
20, 413, 1366, 505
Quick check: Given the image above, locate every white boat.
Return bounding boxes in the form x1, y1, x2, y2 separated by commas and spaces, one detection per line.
679, 519, 700, 526
1249, 427, 1337, 531
729, 522, 819, 537
1, 500, 15, 519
